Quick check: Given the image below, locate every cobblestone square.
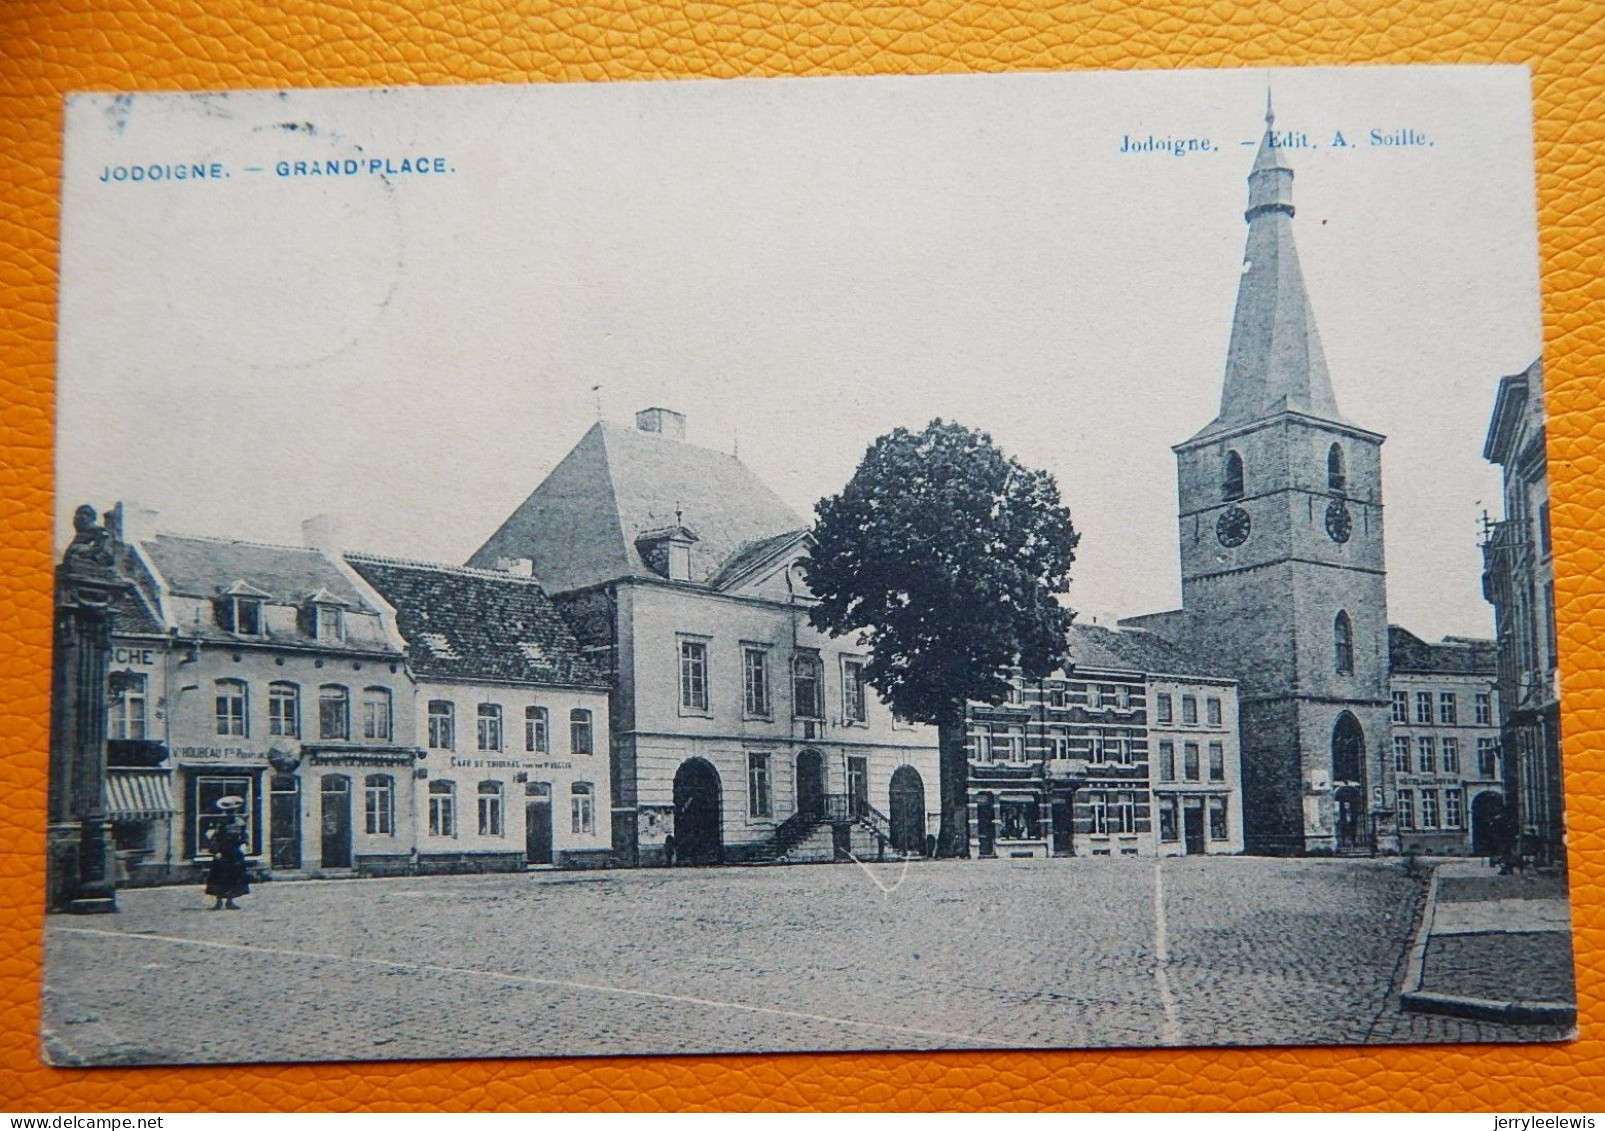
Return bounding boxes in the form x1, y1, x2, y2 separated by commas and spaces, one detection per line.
42, 856, 1570, 1066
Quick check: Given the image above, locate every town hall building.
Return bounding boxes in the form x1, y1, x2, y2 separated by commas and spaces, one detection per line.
469, 408, 940, 867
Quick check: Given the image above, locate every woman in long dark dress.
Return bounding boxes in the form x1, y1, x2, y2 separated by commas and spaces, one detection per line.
204, 807, 251, 910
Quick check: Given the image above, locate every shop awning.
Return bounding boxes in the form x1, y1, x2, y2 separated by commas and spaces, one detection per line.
105, 769, 178, 821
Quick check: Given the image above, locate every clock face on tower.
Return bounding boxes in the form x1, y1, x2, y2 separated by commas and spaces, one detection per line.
1325, 498, 1353, 543
1216, 505, 1251, 547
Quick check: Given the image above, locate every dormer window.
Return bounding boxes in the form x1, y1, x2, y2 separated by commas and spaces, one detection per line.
635, 525, 699, 583
216, 581, 270, 636
303, 587, 347, 642
1222, 451, 1245, 501
234, 598, 263, 636
313, 604, 344, 642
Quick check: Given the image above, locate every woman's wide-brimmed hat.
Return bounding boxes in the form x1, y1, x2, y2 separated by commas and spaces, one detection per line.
216, 796, 246, 811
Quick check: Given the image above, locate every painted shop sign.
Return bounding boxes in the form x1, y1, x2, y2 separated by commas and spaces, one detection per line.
174, 745, 268, 764
445, 756, 573, 771
111, 646, 158, 665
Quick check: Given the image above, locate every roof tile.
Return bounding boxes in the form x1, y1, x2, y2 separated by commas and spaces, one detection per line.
346, 553, 608, 690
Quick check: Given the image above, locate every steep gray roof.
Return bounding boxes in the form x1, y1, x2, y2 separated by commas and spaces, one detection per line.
345, 553, 609, 690
141, 534, 373, 609
1188, 99, 1348, 442
468, 421, 808, 593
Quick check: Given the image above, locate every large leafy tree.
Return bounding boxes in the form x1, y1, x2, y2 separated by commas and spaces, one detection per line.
804, 419, 1079, 857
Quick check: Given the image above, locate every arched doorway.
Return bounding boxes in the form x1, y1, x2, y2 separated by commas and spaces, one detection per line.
672, 758, 723, 865
1331, 712, 1366, 852
888, 765, 926, 856
1471, 791, 1507, 858
796, 749, 825, 820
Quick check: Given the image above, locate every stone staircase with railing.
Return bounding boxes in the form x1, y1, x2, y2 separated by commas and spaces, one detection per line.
749, 793, 903, 864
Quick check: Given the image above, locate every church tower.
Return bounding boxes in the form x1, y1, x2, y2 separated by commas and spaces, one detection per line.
1171, 97, 1395, 855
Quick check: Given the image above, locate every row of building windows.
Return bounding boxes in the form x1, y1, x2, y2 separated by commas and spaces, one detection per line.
110, 676, 400, 743
220, 680, 394, 742
1154, 693, 1223, 727
970, 725, 1146, 766
1017, 682, 1141, 712
1392, 735, 1499, 777
425, 701, 593, 756
1390, 689, 1494, 727
1156, 740, 1227, 783
425, 779, 596, 837
679, 639, 870, 724
1397, 787, 1465, 831
108, 674, 602, 754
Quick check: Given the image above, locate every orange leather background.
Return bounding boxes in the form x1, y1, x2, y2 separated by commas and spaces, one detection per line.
3, 0, 1602, 1112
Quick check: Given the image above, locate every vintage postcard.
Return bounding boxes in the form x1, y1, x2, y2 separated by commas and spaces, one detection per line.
43, 65, 1573, 1065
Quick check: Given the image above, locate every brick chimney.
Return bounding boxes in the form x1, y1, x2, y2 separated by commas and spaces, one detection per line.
635, 407, 686, 440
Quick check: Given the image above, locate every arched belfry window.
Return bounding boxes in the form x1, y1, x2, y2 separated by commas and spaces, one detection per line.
1222, 451, 1245, 501
1327, 444, 1347, 494
1333, 611, 1354, 675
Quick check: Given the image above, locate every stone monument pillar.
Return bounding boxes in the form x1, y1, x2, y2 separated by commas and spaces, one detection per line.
46, 505, 129, 914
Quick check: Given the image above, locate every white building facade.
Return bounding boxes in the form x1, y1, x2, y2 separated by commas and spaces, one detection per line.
344, 554, 615, 871
469, 408, 939, 867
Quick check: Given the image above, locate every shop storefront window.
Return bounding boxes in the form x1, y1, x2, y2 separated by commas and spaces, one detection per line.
194, 775, 253, 857
997, 799, 1038, 840
1159, 797, 1179, 842
1208, 797, 1229, 841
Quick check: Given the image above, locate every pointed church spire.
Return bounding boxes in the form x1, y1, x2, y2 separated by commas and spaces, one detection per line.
1197, 94, 1345, 437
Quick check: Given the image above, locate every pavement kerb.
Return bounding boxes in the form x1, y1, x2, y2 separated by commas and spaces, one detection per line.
1397, 859, 1577, 1027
